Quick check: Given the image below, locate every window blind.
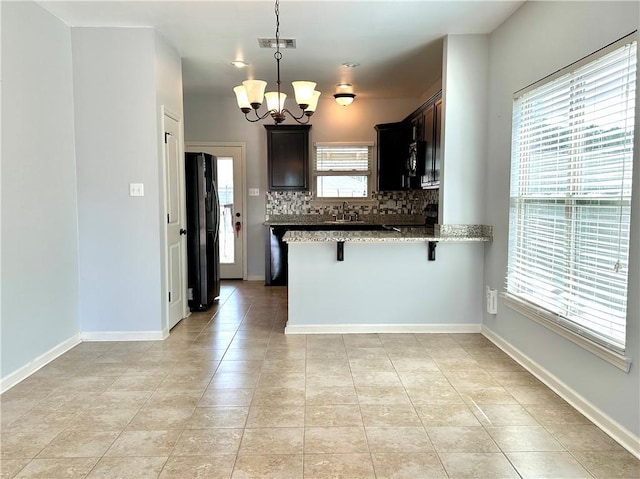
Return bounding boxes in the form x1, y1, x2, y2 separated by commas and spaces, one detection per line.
315, 145, 371, 172
507, 35, 636, 353
314, 144, 372, 198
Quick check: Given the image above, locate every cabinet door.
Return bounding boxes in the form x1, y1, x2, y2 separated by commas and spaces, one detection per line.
433, 99, 442, 185
266, 125, 310, 191
376, 122, 410, 191
422, 103, 435, 184
411, 113, 425, 142
265, 226, 288, 286
420, 95, 442, 189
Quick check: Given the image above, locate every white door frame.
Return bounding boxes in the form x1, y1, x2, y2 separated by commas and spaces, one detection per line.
161, 107, 189, 332
185, 141, 248, 280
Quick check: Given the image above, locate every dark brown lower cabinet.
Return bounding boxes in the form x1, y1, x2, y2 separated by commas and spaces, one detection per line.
265, 224, 391, 286
265, 226, 288, 286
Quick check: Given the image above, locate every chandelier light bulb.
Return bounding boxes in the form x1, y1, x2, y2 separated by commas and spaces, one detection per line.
292, 81, 316, 109
242, 80, 267, 108
233, 85, 251, 113
265, 91, 287, 113
305, 91, 322, 115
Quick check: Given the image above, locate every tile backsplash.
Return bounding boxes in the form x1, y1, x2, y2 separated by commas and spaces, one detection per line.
266, 189, 438, 217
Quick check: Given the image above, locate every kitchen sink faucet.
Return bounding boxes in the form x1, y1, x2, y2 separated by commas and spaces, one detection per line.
340, 201, 349, 220
331, 201, 359, 222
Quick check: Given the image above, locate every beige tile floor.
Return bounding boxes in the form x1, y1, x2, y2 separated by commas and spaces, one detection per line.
1, 281, 639, 478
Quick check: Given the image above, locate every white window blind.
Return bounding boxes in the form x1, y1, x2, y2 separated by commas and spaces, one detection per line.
507, 35, 636, 354
314, 143, 372, 198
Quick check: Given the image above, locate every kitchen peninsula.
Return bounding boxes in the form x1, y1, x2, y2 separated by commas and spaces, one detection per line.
283, 224, 492, 334
264, 188, 439, 285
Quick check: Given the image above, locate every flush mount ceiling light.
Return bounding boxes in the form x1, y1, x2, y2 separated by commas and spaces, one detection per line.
341, 62, 360, 68
333, 83, 356, 106
233, 0, 320, 124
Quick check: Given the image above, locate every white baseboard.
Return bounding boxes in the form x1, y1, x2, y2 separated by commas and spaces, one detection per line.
481, 326, 640, 459
246, 275, 265, 281
0, 333, 82, 393
81, 330, 169, 341
285, 323, 482, 335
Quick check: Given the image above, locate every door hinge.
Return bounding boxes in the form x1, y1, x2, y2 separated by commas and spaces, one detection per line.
164, 131, 171, 144
167, 213, 170, 224
168, 291, 171, 302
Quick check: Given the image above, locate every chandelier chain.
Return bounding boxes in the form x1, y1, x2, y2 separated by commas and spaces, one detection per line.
274, 0, 280, 56
274, 0, 282, 113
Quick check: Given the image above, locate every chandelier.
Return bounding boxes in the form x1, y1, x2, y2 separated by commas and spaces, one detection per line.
233, 0, 321, 124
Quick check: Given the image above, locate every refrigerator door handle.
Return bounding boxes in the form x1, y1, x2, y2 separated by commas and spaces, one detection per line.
212, 181, 221, 243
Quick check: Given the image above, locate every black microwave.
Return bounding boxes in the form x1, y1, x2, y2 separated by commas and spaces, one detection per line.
407, 140, 427, 178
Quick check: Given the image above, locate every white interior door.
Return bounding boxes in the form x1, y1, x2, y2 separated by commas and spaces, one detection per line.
164, 113, 187, 328
185, 144, 245, 279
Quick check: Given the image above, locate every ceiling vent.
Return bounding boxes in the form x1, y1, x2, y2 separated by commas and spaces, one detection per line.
258, 38, 296, 49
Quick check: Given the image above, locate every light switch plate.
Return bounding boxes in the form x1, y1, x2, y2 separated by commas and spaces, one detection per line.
248, 188, 260, 197
129, 183, 144, 197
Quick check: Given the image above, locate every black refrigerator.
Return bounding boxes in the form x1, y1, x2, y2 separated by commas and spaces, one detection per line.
185, 152, 220, 311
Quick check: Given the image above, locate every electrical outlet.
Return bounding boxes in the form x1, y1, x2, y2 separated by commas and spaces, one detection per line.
486, 286, 498, 315
129, 183, 144, 197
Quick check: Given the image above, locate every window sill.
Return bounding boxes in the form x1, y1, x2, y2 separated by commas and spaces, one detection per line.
502, 293, 632, 373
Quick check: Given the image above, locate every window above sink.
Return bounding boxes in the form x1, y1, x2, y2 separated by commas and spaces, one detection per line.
313, 142, 375, 202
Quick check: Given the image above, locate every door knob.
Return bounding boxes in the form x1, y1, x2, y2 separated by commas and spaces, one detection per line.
179, 228, 187, 235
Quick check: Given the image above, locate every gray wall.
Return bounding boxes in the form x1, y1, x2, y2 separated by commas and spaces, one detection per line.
183, 95, 420, 279
1, 6, 185, 382
441, 34, 489, 225
72, 28, 163, 334
288, 241, 484, 328
1, 2, 80, 376
154, 32, 185, 331
483, 1, 640, 437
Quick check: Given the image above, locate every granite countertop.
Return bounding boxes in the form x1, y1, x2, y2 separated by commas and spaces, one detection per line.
283, 224, 493, 243
264, 214, 426, 226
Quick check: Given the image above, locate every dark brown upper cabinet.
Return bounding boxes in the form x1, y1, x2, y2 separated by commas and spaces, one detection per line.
375, 91, 442, 191
265, 125, 310, 191
420, 95, 442, 189
375, 121, 411, 191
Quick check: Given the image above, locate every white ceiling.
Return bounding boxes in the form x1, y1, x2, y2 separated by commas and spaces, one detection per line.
38, 0, 524, 100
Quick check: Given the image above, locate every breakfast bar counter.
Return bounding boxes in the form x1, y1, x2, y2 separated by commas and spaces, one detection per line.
282, 224, 492, 334
282, 224, 493, 243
